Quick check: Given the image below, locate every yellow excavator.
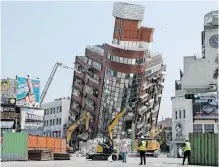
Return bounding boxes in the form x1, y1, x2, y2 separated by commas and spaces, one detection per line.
86, 107, 128, 161
135, 125, 163, 157
66, 111, 91, 152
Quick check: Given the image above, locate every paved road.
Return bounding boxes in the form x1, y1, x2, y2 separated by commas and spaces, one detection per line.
1, 157, 215, 167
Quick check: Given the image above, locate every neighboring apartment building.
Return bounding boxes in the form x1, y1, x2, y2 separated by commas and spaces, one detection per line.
42, 97, 73, 138
171, 10, 218, 158
70, 2, 166, 139
157, 118, 172, 128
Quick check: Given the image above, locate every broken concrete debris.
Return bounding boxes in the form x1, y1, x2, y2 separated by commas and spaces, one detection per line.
73, 138, 167, 158
73, 138, 132, 157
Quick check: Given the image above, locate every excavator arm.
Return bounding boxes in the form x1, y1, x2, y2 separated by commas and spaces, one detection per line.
95, 107, 128, 154
107, 108, 127, 144
66, 112, 91, 145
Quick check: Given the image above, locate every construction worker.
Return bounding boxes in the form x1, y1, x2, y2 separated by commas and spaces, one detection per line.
138, 136, 146, 165
121, 139, 128, 163
182, 138, 191, 165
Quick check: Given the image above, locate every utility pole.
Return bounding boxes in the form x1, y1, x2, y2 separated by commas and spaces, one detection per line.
131, 122, 135, 152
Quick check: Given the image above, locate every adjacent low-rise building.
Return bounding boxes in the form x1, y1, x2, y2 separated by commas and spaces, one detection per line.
42, 97, 73, 138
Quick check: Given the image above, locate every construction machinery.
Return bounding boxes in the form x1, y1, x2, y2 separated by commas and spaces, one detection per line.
66, 112, 91, 152
39, 62, 73, 106
135, 125, 163, 157
86, 107, 129, 161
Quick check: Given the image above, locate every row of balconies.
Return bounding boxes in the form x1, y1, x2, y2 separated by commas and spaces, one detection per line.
136, 124, 151, 136
72, 87, 99, 98
74, 63, 101, 84
71, 96, 97, 113
142, 77, 165, 91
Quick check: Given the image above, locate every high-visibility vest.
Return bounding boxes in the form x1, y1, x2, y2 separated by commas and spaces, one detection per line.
139, 141, 146, 151
184, 142, 191, 152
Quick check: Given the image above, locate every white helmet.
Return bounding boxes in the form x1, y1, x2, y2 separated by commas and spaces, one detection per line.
141, 136, 144, 139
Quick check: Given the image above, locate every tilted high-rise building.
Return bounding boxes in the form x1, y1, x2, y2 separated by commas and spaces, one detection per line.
70, 2, 166, 140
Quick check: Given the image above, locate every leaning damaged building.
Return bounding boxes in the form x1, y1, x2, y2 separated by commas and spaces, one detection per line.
70, 2, 166, 140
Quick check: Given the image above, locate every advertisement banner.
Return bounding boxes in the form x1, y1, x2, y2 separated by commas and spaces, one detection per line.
16, 76, 40, 107
193, 96, 218, 120
20, 108, 44, 130
0, 79, 17, 105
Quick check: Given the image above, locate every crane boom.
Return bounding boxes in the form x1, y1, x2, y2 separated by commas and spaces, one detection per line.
39, 62, 73, 106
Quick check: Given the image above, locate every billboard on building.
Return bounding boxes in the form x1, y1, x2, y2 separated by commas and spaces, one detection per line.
193, 96, 218, 120
0, 79, 17, 105
16, 76, 40, 108
20, 108, 44, 130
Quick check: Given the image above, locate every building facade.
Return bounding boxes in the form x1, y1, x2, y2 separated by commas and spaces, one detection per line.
70, 2, 166, 139
42, 97, 72, 138
171, 10, 218, 158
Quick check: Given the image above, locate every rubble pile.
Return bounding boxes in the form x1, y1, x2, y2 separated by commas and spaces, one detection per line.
73, 138, 133, 157
73, 138, 168, 158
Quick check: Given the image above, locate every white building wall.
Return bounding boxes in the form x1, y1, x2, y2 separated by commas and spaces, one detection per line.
171, 96, 193, 143
139, 41, 152, 50
181, 30, 218, 91
171, 11, 218, 158
42, 97, 70, 138
61, 98, 72, 137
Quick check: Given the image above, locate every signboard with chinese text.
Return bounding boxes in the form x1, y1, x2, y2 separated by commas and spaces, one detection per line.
0, 112, 19, 119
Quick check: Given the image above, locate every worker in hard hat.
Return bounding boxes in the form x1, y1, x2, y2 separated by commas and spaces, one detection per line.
182, 138, 191, 165
138, 136, 147, 165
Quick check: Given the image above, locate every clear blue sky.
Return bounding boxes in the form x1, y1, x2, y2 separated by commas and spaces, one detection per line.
1, 1, 218, 120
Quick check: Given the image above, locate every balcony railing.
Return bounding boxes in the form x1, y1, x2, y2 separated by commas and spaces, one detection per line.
151, 109, 157, 114
138, 105, 148, 115
142, 83, 154, 90
146, 112, 151, 119
148, 51, 162, 58
74, 70, 84, 79
140, 93, 149, 99
73, 82, 83, 90
160, 70, 167, 76
149, 99, 154, 108
137, 122, 144, 129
